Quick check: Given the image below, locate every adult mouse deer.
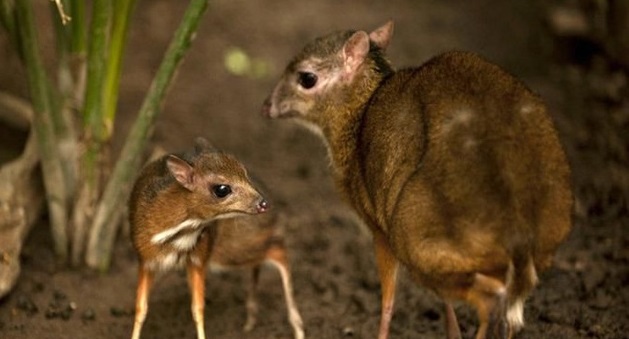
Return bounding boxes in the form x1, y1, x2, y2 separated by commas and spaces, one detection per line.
262, 21, 572, 339
129, 137, 269, 339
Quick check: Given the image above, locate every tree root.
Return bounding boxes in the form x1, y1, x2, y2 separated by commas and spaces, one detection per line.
0, 130, 43, 298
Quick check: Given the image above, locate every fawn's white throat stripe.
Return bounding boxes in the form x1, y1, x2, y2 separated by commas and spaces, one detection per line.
151, 218, 204, 245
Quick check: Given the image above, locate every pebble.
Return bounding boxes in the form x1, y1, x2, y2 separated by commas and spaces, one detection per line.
82, 308, 96, 321
110, 306, 134, 317
15, 295, 38, 315
342, 326, 354, 336
589, 290, 613, 310
422, 308, 441, 321
45, 302, 74, 320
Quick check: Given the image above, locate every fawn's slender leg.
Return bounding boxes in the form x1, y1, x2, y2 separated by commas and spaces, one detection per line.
187, 262, 207, 339
373, 231, 399, 339
243, 265, 261, 332
445, 302, 462, 339
132, 266, 154, 339
466, 273, 508, 339
266, 245, 305, 339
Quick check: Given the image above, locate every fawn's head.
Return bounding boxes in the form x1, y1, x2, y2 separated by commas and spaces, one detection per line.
166, 138, 268, 221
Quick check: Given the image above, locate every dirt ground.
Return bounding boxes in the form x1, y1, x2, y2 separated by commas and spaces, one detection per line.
1, 0, 627, 338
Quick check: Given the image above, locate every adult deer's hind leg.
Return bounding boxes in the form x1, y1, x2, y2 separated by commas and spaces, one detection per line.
466, 273, 508, 339
373, 231, 399, 339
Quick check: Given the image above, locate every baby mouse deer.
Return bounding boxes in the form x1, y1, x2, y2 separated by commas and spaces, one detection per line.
129, 137, 269, 339
263, 21, 572, 339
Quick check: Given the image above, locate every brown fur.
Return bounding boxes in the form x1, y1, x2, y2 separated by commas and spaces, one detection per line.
263, 21, 572, 339
129, 138, 269, 339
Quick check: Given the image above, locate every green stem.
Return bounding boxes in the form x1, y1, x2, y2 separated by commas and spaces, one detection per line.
85, 0, 210, 270
1, 0, 22, 60
83, 0, 109, 139
0, 0, 16, 41
69, 0, 86, 55
15, 0, 68, 261
102, 0, 137, 137
67, 0, 87, 112
71, 0, 111, 265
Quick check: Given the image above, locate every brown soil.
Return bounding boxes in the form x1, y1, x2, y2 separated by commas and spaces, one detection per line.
0, 1, 627, 338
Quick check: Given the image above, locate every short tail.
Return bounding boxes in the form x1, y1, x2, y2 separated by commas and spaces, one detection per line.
505, 253, 538, 332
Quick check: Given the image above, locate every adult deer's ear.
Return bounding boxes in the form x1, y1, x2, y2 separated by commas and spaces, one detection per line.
166, 155, 195, 191
343, 31, 370, 75
369, 20, 394, 51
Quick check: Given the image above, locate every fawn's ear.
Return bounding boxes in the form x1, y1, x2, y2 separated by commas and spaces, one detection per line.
194, 137, 217, 155
369, 20, 394, 51
166, 155, 195, 191
343, 31, 370, 75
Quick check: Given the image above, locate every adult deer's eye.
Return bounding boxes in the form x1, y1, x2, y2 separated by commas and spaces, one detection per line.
212, 184, 232, 198
297, 72, 318, 89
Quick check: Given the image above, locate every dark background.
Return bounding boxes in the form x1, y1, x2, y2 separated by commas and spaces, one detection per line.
0, 0, 627, 338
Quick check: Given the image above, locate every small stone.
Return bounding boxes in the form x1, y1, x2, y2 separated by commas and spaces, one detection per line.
82, 308, 96, 321
423, 308, 441, 321
32, 281, 45, 293
582, 266, 606, 293
589, 291, 613, 310
342, 326, 354, 336
110, 306, 133, 317
588, 324, 604, 337
45, 307, 59, 319
53, 290, 67, 301
60, 305, 74, 320
16, 295, 38, 315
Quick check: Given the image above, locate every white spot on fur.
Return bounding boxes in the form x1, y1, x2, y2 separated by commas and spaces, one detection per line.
507, 299, 525, 330
504, 258, 538, 331
519, 104, 535, 116
442, 108, 474, 135
146, 253, 186, 271
151, 219, 203, 245
171, 229, 203, 251
464, 138, 477, 149
161, 253, 178, 269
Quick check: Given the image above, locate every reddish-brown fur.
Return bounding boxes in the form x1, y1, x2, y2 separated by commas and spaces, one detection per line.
263, 21, 572, 339
129, 138, 269, 339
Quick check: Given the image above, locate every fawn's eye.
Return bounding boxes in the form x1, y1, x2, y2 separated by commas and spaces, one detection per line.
212, 184, 232, 198
297, 72, 318, 89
